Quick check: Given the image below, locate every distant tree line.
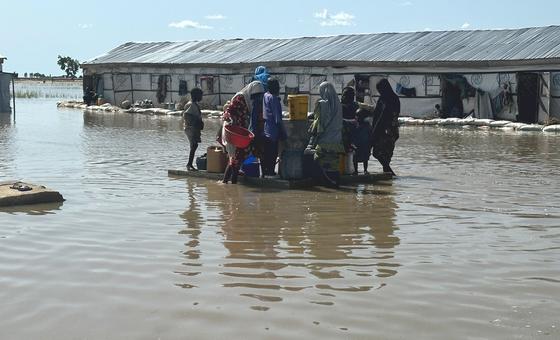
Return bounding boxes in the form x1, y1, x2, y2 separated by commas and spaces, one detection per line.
14, 56, 81, 79
24, 72, 50, 78
17, 73, 83, 79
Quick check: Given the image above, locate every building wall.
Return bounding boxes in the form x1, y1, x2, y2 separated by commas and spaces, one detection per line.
83, 65, 558, 123
550, 72, 560, 121
0, 72, 12, 112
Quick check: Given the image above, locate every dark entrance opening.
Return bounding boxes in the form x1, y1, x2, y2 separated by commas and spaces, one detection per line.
83, 75, 95, 93
441, 76, 464, 118
517, 73, 539, 123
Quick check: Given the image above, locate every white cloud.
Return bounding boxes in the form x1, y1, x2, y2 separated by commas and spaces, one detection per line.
314, 9, 328, 19
79, 24, 92, 29
205, 14, 226, 20
461, 22, 471, 29
169, 20, 212, 29
400, 1, 413, 6
314, 9, 355, 26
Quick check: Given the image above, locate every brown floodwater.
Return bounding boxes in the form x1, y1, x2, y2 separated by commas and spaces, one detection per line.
0, 99, 559, 339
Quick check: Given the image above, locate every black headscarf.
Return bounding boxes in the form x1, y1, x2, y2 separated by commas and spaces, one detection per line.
268, 78, 280, 96
341, 86, 359, 120
341, 87, 355, 104
373, 79, 400, 134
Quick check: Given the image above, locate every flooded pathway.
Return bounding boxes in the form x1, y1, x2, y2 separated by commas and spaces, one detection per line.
0, 99, 559, 339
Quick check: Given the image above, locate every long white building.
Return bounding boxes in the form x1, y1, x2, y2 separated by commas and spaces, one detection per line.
82, 26, 560, 124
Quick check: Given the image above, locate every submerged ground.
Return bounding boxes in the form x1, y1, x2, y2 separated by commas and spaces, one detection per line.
0, 98, 559, 339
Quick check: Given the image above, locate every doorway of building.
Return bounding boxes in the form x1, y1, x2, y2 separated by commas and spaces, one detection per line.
517, 73, 539, 123
441, 75, 464, 118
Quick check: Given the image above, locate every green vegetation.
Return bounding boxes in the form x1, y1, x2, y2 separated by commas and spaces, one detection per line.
57, 55, 80, 78
26, 72, 48, 78
13, 80, 83, 99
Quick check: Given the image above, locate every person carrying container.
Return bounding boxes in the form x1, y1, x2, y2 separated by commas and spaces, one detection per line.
221, 81, 265, 184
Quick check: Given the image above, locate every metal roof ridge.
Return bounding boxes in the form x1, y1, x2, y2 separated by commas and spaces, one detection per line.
111, 25, 560, 45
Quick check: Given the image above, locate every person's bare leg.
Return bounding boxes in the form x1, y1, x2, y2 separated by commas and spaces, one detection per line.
222, 165, 232, 183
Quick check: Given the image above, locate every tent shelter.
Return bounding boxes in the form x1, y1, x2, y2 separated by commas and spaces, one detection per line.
82, 26, 560, 123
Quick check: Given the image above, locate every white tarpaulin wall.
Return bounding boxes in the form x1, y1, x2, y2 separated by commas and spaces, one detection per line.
549, 72, 560, 120
466, 73, 518, 120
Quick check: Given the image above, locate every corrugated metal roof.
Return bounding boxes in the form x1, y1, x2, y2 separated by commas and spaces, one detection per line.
83, 26, 560, 67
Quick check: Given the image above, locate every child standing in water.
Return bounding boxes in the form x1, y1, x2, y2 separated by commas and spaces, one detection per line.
352, 109, 371, 175
183, 88, 204, 171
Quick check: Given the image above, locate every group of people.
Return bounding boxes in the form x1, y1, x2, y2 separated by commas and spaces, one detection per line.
83, 87, 98, 106
220, 66, 287, 184
308, 79, 400, 187
182, 66, 286, 184
182, 66, 400, 187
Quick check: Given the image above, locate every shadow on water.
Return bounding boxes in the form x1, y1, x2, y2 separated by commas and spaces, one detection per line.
0, 114, 12, 126
0, 201, 64, 215
176, 178, 401, 306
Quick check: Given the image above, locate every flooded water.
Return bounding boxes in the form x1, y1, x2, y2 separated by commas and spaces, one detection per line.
13, 79, 83, 99
1, 99, 559, 339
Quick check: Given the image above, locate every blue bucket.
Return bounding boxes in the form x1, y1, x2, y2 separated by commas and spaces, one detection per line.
242, 155, 260, 177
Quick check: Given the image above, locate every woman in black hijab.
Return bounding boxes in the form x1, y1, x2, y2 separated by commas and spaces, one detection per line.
370, 79, 400, 176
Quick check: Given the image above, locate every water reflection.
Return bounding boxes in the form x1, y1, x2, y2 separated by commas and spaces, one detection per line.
0, 114, 15, 177
176, 180, 205, 289
83, 111, 182, 131
0, 114, 12, 126
179, 180, 203, 262
177, 179, 400, 307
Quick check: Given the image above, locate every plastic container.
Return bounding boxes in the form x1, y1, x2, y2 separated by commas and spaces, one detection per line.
280, 149, 304, 179
224, 125, 254, 148
196, 153, 207, 170
242, 155, 260, 177
339, 154, 345, 174
288, 95, 309, 121
344, 152, 354, 174
302, 148, 317, 179
206, 146, 227, 173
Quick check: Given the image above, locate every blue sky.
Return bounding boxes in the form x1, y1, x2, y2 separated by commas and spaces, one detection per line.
1, 0, 559, 75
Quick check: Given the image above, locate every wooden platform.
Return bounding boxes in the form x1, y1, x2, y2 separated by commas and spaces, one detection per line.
0, 181, 64, 207
168, 169, 392, 189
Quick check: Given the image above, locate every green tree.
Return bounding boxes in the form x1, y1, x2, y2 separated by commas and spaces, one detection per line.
57, 55, 80, 78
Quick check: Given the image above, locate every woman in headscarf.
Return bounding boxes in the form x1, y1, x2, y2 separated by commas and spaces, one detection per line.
183, 87, 204, 171
248, 75, 266, 166
308, 81, 344, 187
341, 86, 359, 152
253, 66, 270, 91
221, 81, 265, 184
370, 79, 400, 176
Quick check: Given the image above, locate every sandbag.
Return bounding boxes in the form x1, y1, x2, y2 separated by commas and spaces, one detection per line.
518, 124, 543, 132
543, 124, 560, 133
